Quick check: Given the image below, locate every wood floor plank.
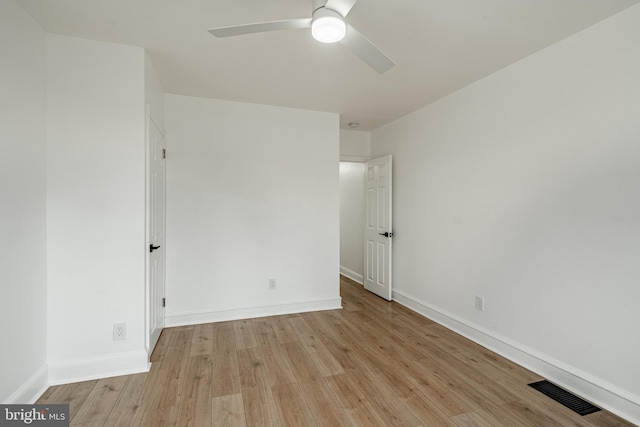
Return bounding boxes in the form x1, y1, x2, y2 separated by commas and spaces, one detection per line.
176, 355, 213, 424
286, 316, 344, 377
71, 421, 108, 427
268, 314, 300, 345
104, 372, 148, 427
307, 311, 389, 372
72, 376, 129, 425
450, 348, 539, 394
324, 372, 367, 412
503, 400, 566, 426
35, 277, 635, 427
368, 363, 421, 400
343, 400, 391, 427
139, 405, 178, 427
233, 319, 257, 350
402, 393, 459, 427
481, 401, 555, 427
148, 342, 189, 409
211, 350, 241, 398
298, 381, 352, 427
241, 383, 282, 427
303, 313, 360, 371
271, 382, 318, 427
37, 380, 98, 423
212, 322, 236, 354
252, 318, 298, 387
237, 347, 270, 390
281, 341, 323, 384
438, 353, 521, 408
168, 326, 194, 348
190, 323, 214, 356
390, 321, 453, 361
340, 307, 427, 364
136, 360, 164, 410
452, 411, 500, 427
461, 408, 509, 427
403, 358, 474, 417
211, 393, 246, 427
212, 322, 241, 397
344, 366, 423, 427
424, 355, 505, 412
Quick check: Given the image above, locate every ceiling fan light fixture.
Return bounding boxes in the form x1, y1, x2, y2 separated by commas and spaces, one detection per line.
311, 8, 346, 43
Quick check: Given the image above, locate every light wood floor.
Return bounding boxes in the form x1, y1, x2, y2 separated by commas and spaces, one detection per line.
38, 276, 633, 426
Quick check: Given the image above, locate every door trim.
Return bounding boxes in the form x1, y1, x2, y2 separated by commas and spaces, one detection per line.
363, 155, 393, 300
144, 105, 166, 358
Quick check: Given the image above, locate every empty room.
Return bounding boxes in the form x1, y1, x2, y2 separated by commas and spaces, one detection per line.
1, 0, 639, 425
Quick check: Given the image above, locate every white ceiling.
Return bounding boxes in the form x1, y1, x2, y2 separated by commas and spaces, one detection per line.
17, 0, 639, 130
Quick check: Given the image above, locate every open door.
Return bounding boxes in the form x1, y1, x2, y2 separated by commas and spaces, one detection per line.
363, 155, 393, 300
146, 112, 166, 357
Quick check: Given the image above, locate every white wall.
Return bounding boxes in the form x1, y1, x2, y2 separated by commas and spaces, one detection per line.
164, 94, 341, 325
339, 163, 365, 283
0, 0, 48, 403
340, 129, 370, 161
46, 35, 148, 383
372, 4, 640, 423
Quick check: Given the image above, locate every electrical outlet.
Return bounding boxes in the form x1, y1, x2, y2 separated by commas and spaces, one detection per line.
475, 296, 485, 312
113, 323, 126, 341
268, 279, 277, 290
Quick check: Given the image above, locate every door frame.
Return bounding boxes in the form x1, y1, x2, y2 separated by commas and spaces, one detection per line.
144, 105, 166, 359
363, 155, 393, 300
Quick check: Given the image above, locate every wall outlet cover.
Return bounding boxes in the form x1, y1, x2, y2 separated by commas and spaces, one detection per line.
113, 323, 126, 340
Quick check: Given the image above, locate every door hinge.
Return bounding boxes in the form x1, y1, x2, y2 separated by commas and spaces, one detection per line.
162, 297, 166, 308
162, 148, 166, 159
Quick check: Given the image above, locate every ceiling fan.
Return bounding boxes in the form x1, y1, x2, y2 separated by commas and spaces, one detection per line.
208, 0, 395, 74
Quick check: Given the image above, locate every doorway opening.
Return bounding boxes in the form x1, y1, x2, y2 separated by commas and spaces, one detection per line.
339, 156, 393, 301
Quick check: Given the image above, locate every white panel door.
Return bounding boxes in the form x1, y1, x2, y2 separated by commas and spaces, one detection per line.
363, 155, 392, 300
146, 115, 165, 356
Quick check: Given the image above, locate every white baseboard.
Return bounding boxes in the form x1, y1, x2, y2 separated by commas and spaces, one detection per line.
48, 350, 150, 386
165, 297, 342, 327
3, 365, 49, 404
392, 289, 640, 426
339, 266, 363, 284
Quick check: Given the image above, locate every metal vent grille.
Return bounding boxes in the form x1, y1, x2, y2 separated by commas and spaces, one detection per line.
528, 380, 601, 416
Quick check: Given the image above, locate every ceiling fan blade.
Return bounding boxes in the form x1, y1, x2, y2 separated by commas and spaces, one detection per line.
340, 24, 395, 74
324, 0, 359, 17
209, 18, 312, 38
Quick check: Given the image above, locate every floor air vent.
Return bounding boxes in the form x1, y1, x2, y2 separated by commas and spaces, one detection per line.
528, 380, 601, 416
